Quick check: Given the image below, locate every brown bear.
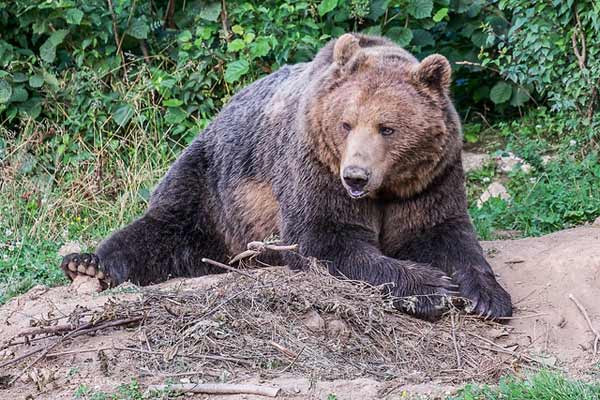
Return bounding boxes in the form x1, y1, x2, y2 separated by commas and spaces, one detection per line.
61, 33, 512, 320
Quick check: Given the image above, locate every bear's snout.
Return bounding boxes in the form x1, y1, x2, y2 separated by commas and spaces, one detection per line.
342, 166, 370, 198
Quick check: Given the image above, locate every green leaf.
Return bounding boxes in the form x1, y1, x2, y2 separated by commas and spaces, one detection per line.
432, 7, 449, 22
43, 71, 59, 88
490, 81, 512, 104
10, 86, 28, 103
411, 29, 435, 47
0, 79, 12, 103
178, 30, 192, 42
113, 104, 134, 127
128, 19, 149, 40
361, 25, 382, 36
510, 87, 530, 107
227, 39, 246, 52
49, 30, 68, 46
39, 30, 68, 63
20, 98, 42, 119
13, 73, 28, 83
165, 107, 188, 124
231, 25, 244, 35
249, 37, 270, 58
40, 41, 57, 63
65, 8, 84, 25
407, 0, 433, 19
386, 27, 413, 47
224, 59, 249, 83
163, 98, 183, 107
29, 75, 44, 88
318, 0, 338, 16
199, 2, 222, 22
367, 0, 391, 21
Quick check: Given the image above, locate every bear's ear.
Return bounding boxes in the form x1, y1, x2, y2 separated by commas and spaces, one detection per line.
413, 54, 451, 92
333, 34, 361, 66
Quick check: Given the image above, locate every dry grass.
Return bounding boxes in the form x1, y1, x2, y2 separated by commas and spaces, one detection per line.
90, 262, 530, 384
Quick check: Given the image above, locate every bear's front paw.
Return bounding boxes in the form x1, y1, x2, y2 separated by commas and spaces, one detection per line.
454, 270, 512, 319
60, 253, 114, 290
393, 264, 459, 321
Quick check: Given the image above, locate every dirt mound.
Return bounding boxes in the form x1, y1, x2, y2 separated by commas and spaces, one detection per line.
1, 227, 599, 399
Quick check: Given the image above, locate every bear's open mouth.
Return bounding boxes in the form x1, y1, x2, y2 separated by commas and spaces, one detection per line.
347, 188, 369, 199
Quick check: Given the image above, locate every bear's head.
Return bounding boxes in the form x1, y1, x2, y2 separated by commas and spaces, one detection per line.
305, 33, 462, 199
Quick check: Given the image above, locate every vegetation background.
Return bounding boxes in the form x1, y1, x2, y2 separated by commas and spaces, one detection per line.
0, 1, 599, 397
1, 0, 599, 307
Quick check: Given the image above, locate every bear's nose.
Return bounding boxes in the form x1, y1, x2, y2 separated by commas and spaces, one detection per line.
342, 166, 370, 191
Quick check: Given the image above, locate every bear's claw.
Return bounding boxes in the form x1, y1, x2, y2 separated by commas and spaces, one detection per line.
454, 270, 513, 320
60, 253, 112, 289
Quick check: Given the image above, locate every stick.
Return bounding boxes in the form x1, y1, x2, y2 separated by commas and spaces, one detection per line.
106, 0, 128, 81
201, 257, 258, 281
148, 383, 280, 397
450, 313, 462, 368
568, 293, 599, 355
15, 323, 84, 338
3, 316, 142, 383
229, 242, 298, 264
247, 242, 298, 252
269, 340, 297, 359
220, 0, 231, 41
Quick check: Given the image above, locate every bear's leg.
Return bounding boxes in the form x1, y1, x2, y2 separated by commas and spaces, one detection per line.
60, 144, 229, 287
61, 212, 227, 288
395, 216, 513, 319
282, 219, 459, 320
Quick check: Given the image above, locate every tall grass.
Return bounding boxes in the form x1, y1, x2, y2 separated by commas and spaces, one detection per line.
0, 68, 189, 302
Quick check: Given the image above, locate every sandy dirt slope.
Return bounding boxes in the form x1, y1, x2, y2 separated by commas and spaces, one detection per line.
0, 226, 599, 399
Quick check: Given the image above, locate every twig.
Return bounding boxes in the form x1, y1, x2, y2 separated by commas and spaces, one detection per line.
496, 313, 549, 321
163, 0, 177, 29
220, 0, 231, 41
15, 323, 84, 338
568, 293, 599, 355
269, 340, 297, 359
450, 313, 462, 368
0, 346, 44, 370
277, 346, 305, 374
228, 249, 259, 264
3, 316, 142, 385
148, 383, 280, 397
106, 0, 128, 81
247, 242, 298, 252
229, 242, 298, 265
201, 257, 259, 281
571, 11, 586, 70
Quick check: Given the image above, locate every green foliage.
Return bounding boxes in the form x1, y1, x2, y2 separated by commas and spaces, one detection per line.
1, 2, 599, 302
468, 108, 600, 240
74, 379, 175, 399
0, 0, 515, 134
449, 370, 600, 400
480, 0, 600, 121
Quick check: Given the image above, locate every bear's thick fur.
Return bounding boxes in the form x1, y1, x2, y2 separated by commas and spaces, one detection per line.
61, 34, 512, 320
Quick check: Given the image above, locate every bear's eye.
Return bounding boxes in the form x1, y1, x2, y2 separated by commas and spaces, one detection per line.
379, 126, 395, 136
341, 122, 352, 132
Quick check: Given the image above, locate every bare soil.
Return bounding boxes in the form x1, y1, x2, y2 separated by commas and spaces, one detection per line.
1, 226, 599, 399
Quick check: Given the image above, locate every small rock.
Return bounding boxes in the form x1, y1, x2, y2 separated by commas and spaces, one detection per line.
302, 310, 325, 331
541, 155, 556, 165
58, 241, 82, 257
462, 151, 491, 173
593, 216, 600, 226
494, 152, 531, 174
477, 182, 510, 208
71, 275, 102, 295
